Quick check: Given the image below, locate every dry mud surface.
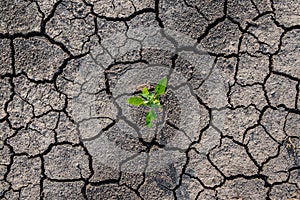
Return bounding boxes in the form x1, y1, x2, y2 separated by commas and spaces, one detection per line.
0, 0, 299, 199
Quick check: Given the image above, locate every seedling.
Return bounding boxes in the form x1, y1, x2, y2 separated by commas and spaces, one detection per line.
128, 77, 168, 128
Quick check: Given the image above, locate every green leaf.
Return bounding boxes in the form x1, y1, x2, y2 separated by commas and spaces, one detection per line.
147, 93, 153, 100
140, 93, 148, 99
153, 100, 160, 105
145, 110, 156, 128
140, 87, 149, 99
128, 97, 144, 106
155, 77, 167, 96
150, 99, 161, 108
143, 100, 150, 106
142, 87, 149, 95
145, 113, 152, 128
151, 109, 157, 119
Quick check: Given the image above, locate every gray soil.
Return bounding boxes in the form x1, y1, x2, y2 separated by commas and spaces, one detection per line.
0, 0, 299, 199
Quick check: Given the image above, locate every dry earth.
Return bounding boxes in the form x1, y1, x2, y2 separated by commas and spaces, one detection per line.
0, 0, 299, 199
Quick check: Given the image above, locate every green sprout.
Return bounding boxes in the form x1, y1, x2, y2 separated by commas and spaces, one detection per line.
128, 77, 168, 128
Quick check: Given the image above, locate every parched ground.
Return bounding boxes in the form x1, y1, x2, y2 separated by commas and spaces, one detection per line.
0, 0, 299, 199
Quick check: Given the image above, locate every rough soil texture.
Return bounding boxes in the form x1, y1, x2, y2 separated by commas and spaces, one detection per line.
0, 0, 299, 199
